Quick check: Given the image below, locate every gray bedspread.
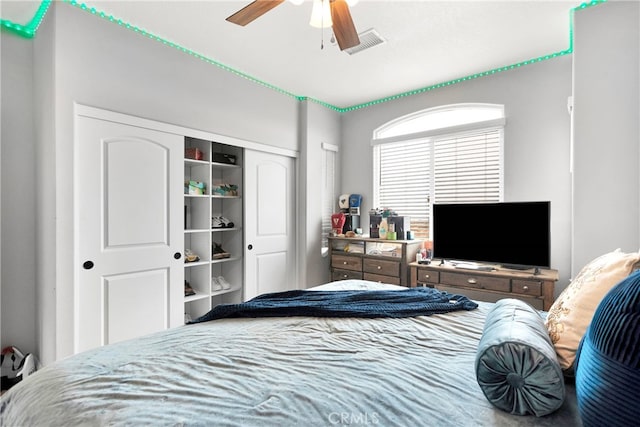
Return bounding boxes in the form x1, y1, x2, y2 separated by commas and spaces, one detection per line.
0, 281, 581, 426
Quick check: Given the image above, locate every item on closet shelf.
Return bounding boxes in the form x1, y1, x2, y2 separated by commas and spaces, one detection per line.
188, 181, 206, 195
211, 277, 223, 291
217, 276, 232, 290
213, 153, 237, 165
184, 249, 200, 263
212, 183, 239, 197
212, 242, 231, 259
185, 147, 203, 160
212, 216, 235, 229
184, 280, 196, 297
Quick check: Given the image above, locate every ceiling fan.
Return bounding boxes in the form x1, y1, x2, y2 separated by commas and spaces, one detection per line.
226, 0, 360, 51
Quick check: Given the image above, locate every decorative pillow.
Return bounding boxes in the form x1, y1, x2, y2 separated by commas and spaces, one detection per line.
575, 269, 640, 427
545, 249, 640, 373
475, 299, 565, 417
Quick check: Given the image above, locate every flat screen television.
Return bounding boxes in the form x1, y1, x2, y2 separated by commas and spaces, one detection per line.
432, 201, 551, 269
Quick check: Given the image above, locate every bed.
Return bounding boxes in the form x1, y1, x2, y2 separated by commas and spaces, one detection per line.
0, 280, 581, 426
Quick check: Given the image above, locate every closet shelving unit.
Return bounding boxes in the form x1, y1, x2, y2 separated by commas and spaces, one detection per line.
183, 137, 243, 322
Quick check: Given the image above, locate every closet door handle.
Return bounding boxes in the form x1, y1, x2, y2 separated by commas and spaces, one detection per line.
83, 261, 94, 270
248, 244, 253, 250
174, 252, 181, 260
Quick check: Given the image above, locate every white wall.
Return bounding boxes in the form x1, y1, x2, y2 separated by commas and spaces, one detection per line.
571, 1, 640, 275
0, 33, 37, 355
341, 56, 573, 295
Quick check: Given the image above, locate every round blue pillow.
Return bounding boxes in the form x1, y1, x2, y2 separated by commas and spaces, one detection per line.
475, 298, 565, 416
575, 269, 640, 427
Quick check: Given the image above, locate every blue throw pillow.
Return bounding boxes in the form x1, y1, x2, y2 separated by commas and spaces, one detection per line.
575, 269, 640, 427
475, 298, 565, 417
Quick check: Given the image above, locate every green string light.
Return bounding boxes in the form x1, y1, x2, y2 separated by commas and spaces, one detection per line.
0, 0, 51, 38
2, 0, 608, 112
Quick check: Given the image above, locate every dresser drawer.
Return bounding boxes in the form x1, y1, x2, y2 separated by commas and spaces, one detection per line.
414, 268, 440, 285
440, 271, 510, 292
332, 255, 362, 272
363, 272, 401, 285
512, 279, 542, 296
332, 269, 363, 281
363, 258, 400, 277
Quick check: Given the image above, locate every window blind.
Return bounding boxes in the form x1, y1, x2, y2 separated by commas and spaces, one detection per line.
321, 146, 337, 250
433, 130, 501, 203
376, 129, 501, 239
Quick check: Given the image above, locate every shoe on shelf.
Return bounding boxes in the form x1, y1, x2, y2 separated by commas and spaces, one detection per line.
211, 216, 235, 229
184, 280, 196, 297
219, 216, 234, 228
185, 249, 200, 263
211, 277, 223, 291
217, 276, 232, 290
212, 242, 231, 259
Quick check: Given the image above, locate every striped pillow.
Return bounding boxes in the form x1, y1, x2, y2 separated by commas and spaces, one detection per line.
575, 269, 640, 426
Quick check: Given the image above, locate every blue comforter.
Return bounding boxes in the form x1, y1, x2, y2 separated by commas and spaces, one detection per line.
190, 287, 478, 324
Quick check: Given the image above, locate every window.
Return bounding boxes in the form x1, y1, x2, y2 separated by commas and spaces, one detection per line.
373, 104, 504, 239
321, 142, 338, 255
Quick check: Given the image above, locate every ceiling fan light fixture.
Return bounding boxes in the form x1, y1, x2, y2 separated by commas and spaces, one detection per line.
309, 0, 333, 28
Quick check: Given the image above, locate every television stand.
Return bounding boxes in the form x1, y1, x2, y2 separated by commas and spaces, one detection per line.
410, 261, 558, 311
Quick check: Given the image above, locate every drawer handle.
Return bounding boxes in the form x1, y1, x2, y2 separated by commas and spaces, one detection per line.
377, 265, 382, 270
343, 261, 347, 265
423, 274, 430, 279
523, 285, 529, 291
467, 278, 477, 284
343, 275, 348, 278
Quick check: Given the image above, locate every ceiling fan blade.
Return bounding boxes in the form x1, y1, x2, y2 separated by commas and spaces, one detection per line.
330, 0, 360, 50
226, 0, 285, 26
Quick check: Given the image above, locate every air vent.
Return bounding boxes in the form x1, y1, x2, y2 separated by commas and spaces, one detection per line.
344, 28, 386, 55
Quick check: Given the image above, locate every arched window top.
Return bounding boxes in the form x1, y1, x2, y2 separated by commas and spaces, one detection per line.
373, 103, 505, 142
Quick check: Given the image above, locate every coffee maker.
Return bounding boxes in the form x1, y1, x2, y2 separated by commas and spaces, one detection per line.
338, 194, 361, 234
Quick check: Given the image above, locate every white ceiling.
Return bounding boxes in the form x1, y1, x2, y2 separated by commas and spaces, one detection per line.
1, 0, 580, 108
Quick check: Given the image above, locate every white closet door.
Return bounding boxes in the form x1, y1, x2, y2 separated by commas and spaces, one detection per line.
76, 116, 183, 353
244, 150, 296, 299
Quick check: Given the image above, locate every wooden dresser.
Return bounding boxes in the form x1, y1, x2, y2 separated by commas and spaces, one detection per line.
409, 261, 558, 310
329, 236, 422, 287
